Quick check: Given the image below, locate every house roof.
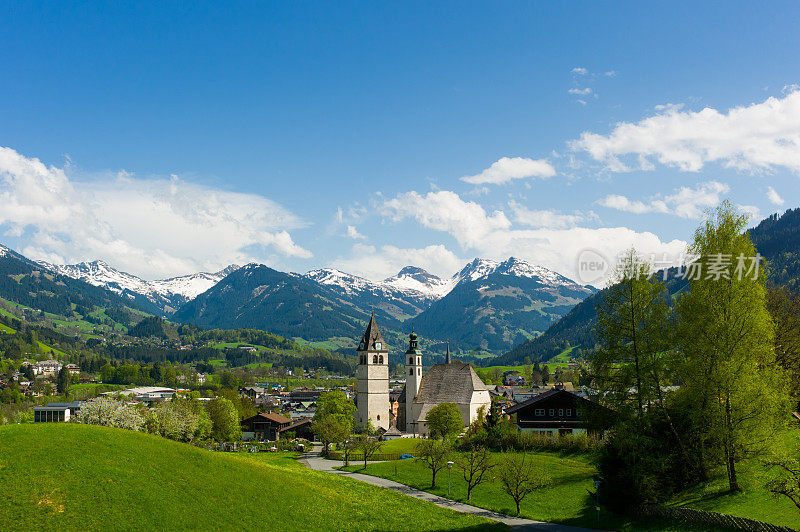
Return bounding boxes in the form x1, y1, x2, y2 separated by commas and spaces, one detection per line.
358, 313, 386, 351
413, 361, 488, 405
505, 388, 606, 415
244, 412, 293, 425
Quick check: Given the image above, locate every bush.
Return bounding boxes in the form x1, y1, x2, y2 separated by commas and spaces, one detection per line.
76, 397, 146, 431
464, 419, 603, 453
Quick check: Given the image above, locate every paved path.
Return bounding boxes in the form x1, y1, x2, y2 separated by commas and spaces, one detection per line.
301, 447, 602, 532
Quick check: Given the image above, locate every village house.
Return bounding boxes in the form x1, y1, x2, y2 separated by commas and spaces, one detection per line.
241, 412, 292, 441
504, 387, 613, 436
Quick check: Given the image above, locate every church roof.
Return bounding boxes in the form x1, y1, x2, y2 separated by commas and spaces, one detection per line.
359, 313, 386, 351
413, 361, 488, 405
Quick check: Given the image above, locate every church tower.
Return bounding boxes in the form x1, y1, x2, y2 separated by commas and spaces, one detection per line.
356, 313, 389, 431
405, 330, 423, 434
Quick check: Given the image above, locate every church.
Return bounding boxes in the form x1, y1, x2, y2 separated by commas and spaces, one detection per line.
355, 314, 491, 437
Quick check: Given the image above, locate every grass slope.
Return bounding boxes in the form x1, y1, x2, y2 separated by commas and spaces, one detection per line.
0, 424, 503, 531
341, 445, 800, 532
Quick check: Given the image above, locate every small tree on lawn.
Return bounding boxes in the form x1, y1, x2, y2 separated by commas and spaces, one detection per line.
426, 403, 463, 440
765, 452, 800, 510
456, 444, 495, 500
497, 453, 550, 516
313, 416, 351, 457
416, 438, 453, 488
357, 426, 383, 469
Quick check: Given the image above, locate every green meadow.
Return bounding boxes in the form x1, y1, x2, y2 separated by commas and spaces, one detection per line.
0, 424, 504, 531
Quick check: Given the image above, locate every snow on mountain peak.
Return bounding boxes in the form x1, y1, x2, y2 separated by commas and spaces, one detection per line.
383, 266, 452, 299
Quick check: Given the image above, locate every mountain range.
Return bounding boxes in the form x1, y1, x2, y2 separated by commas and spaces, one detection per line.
38, 260, 240, 314
15, 250, 595, 355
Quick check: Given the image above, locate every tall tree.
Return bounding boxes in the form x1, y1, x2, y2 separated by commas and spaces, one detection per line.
766, 286, 800, 403
56, 365, 70, 395
593, 248, 672, 420
676, 201, 790, 491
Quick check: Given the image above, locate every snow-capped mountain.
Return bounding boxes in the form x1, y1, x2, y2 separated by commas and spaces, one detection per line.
382, 266, 454, 299
39, 260, 240, 314
454, 257, 581, 288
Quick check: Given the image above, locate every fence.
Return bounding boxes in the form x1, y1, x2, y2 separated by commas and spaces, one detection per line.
327, 451, 404, 461
637, 504, 796, 532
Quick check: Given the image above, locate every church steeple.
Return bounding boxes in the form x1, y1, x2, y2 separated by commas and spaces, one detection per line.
359, 312, 386, 351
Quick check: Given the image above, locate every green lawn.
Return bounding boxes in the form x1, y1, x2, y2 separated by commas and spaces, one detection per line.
340, 443, 800, 532
0, 322, 16, 334
0, 424, 504, 531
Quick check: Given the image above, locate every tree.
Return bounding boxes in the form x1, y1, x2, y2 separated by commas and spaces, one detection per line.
206, 397, 242, 442
100, 363, 115, 384
676, 201, 790, 491
415, 439, 452, 488
56, 365, 70, 395
497, 453, 550, 515
357, 433, 382, 469
767, 286, 800, 401
312, 416, 351, 456
425, 403, 463, 440
456, 444, 495, 500
765, 451, 800, 510
593, 248, 672, 420
312, 390, 356, 454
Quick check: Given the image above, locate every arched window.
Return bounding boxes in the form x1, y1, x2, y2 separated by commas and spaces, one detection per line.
378, 355, 383, 364
409, 369, 413, 375
377, 415, 381, 421
373, 355, 378, 364
409, 357, 414, 365
417, 368, 421, 376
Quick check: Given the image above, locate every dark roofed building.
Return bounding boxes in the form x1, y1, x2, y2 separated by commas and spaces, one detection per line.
241, 412, 292, 441
505, 388, 613, 437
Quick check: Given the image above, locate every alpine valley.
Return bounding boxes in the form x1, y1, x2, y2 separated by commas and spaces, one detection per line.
4, 244, 596, 357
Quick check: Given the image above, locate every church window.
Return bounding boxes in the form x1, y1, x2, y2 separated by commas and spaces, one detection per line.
409, 357, 414, 365
378, 355, 383, 364
377, 415, 381, 421
372, 355, 378, 364
417, 368, 421, 376
409, 369, 413, 375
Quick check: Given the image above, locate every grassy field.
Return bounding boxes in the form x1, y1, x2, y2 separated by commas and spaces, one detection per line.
0, 424, 504, 531
340, 442, 800, 532
0, 322, 16, 334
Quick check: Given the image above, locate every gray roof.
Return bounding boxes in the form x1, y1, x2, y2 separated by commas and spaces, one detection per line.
413, 362, 488, 405
359, 313, 386, 351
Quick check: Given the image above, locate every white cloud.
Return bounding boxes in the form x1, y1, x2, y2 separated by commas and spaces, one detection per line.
738, 204, 761, 221
508, 200, 589, 229
568, 88, 593, 96
766, 186, 785, 206
597, 181, 730, 219
384, 190, 511, 248
571, 67, 588, 75
383, 189, 685, 283
604, 70, 617, 77
571, 89, 800, 174
0, 146, 311, 278
332, 243, 463, 281
460, 157, 556, 185
346, 225, 366, 240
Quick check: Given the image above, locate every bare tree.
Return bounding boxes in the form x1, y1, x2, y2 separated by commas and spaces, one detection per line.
497, 453, 550, 516
358, 434, 382, 470
456, 444, 495, 500
765, 454, 800, 510
415, 439, 453, 488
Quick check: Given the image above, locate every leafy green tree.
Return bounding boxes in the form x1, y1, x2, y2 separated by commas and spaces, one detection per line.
497, 452, 550, 515
313, 416, 351, 456
767, 286, 800, 402
206, 397, 242, 442
425, 403, 463, 440
314, 390, 356, 429
356, 426, 382, 469
56, 365, 70, 395
415, 439, 452, 488
99, 363, 115, 384
593, 248, 672, 419
676, 201, 790, 491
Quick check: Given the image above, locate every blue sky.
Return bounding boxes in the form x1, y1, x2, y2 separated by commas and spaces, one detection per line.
1, 2, 799, 281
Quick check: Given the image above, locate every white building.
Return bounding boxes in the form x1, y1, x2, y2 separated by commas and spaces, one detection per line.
397, 335, 491, 437
355, 314, 390, 431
